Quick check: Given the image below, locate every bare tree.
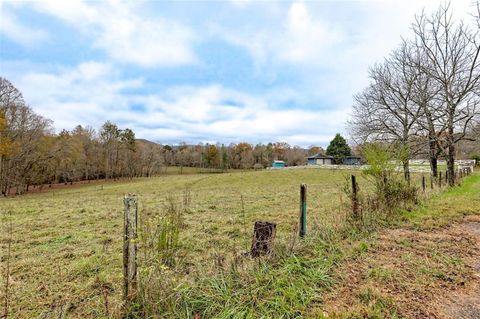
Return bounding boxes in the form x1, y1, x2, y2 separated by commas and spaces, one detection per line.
412, 3, 480, 186
407, 44, 445, 178
0, 77, 52, 194
99, 121, 121, 179
350, 42, 423, 183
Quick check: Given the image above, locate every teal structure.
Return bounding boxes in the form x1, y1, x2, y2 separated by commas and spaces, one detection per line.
272, 160, 285, 168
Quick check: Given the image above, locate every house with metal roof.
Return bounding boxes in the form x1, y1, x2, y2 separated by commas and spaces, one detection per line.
307, 154, 362, 166
307, 154, 334, 165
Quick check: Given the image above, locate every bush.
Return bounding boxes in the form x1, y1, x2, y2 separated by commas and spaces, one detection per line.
360, 143, 417, 215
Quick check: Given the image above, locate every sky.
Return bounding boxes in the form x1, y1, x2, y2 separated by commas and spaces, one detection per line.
0, 0, 476, 147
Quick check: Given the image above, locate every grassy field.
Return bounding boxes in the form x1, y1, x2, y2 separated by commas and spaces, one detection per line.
0, 168, 358, 318
0, 167, 474, 318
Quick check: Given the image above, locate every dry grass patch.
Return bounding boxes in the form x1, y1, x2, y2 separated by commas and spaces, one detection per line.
322, 216, 480, 319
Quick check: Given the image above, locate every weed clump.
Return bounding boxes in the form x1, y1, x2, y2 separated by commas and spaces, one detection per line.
134, 194, 187, 317
342, 143, 419, 231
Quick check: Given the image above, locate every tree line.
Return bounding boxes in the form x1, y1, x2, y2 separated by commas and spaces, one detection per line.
0, 77, 334, 195
349, 3, 480, 186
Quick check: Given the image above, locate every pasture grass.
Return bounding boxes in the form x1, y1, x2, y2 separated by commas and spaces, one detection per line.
403, 172, 480, 228
0, 168, 357, 318
0, 167, 476, 318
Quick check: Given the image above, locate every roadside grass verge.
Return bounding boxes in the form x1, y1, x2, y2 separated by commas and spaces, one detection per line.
402, 172, 480, 228
319, 171, 480, 318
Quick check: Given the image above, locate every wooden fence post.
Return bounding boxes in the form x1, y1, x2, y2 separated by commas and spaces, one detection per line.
430, 175, 434, 189
251, 221, 276, 257
299, 183, 307, 238
351, 175, 359, 218
422, 175, 426, 192
439, 172, 442, 187
123, 194, 138, 307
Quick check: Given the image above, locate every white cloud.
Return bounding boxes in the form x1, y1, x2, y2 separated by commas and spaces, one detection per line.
129, 84, 346, 146
222, 0, 475, 67
6, 61, 142, 129
218, 1, 344, 67
4, 61, 345, 146
280, 1, 343, 63
218, 1, 343, 67
0, 4, 48, 46
229, 0, 256, 8
3, 0, 477, 147
216, 0, 477, 112
28, 0, 197, 67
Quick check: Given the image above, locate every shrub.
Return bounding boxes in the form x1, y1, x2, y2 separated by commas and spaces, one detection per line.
361, 143, 417, 214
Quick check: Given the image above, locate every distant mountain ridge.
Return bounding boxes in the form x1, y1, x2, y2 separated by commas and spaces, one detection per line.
136, 138, 160, 146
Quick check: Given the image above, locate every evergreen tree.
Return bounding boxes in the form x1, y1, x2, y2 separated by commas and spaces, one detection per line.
326, 133, 351, 164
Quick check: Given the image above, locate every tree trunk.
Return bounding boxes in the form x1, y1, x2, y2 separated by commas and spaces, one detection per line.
0, 155, 3, 193
428, 135, 438, 178
447, 144, 455, 187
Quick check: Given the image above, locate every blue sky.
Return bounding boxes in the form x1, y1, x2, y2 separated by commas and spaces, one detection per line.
0, 0, 475, 147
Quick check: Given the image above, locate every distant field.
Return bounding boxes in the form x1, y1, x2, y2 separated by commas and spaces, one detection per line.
0, 168, 433, 317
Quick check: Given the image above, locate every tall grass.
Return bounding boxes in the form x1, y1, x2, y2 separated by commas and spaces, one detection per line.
2, 211, 12, 319
134, 195, 186, 317
127, 159, 461, 318
128, 188, 381, 318
128, 188, 357, 318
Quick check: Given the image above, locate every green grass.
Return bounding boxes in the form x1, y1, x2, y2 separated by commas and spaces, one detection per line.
0, 168, 359, 318
321, 171, 480, 318
403, 172, 480, 228
0, 168, 478, 318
